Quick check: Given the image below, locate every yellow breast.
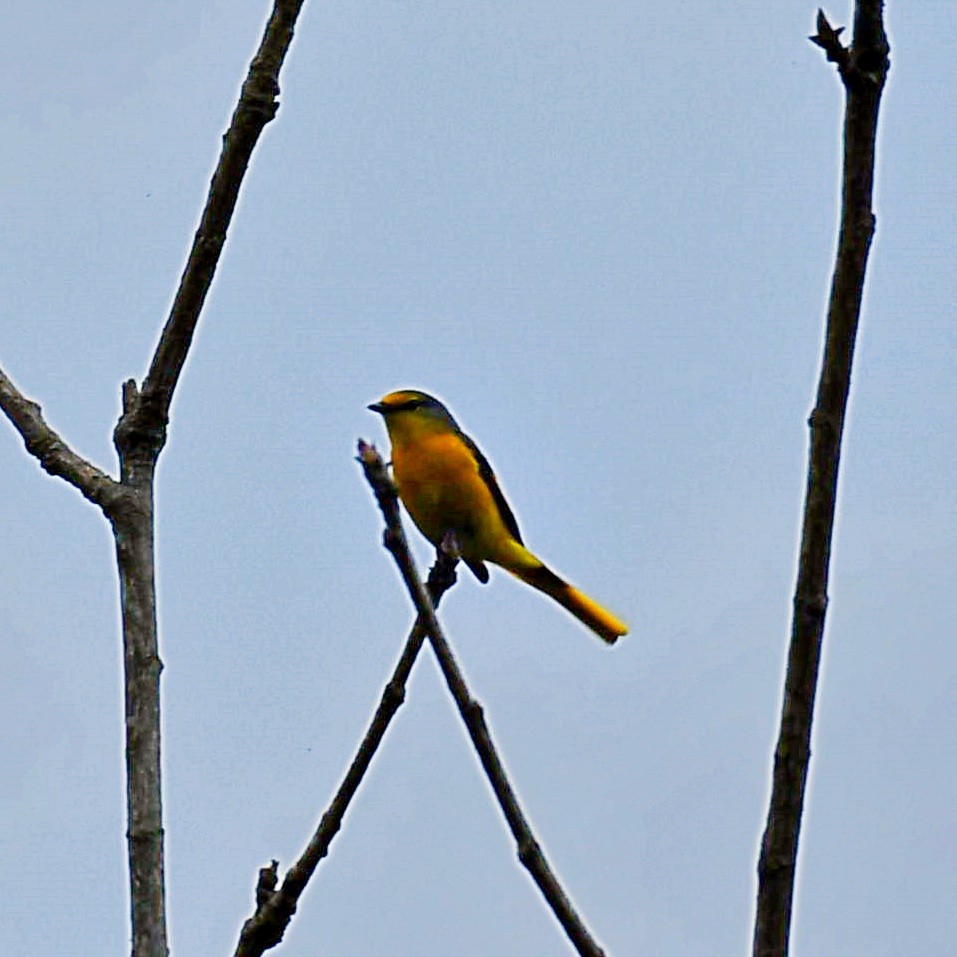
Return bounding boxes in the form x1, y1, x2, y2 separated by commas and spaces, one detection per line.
391, 431, 504, 557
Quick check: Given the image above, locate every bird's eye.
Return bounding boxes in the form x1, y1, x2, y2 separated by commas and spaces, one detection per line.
389, 397, 424, 412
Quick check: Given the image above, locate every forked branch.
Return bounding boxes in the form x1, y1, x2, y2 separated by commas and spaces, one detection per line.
359, 442, 608, 957
235, 444, 612, 956
0, 4, 307, 957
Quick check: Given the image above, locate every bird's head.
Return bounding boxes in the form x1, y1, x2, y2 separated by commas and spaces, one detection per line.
368, 389, 460, 437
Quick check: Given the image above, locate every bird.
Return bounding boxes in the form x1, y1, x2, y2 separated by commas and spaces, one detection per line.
368, 389, 628, 644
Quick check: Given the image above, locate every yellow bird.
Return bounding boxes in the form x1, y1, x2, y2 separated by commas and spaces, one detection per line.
369, 389, 628, 644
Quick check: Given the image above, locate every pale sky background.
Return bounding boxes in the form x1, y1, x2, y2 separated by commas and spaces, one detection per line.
2, 3, 955, 955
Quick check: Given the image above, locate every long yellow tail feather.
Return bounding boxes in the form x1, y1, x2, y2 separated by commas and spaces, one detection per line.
511, 561, 628, 644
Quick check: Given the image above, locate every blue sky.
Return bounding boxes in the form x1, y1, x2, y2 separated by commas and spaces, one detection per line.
2, 3, 955, 955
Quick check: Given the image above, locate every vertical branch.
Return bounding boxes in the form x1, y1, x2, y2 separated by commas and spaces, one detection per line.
113, 382, 166, 957
116, 515, 166, 957
753, 5, 889, 956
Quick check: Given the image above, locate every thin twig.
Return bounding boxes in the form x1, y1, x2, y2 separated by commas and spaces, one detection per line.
423, 578, 608, 957
115, 0, 307, 454
0, 365, 122, 512
234, 471, 459, 956
753, 5, 890, 956
357, 442, 608, 957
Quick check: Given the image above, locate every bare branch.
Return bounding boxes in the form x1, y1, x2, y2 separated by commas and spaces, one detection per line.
109, 4, 307, 956
115, 0, 306, 458
116, 480, 167, 957
360, 442, 608, 957
0, 364, 122, 512
239, 444, 610, 956
235, 491, 459, 956
4, 4, 307, 957
753, 5, 890, 956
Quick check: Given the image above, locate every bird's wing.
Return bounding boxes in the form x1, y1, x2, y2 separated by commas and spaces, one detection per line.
459, 431, 524, 546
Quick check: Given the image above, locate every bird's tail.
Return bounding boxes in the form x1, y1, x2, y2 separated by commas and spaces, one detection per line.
505, 548, 628, 644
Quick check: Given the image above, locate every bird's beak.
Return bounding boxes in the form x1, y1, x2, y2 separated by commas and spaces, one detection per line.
367, 402, 386, 414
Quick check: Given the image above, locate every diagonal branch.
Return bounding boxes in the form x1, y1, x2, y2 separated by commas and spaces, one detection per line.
234, 549, 459, 957
0, 364, 122, 512
115, 0, 307, 457
356, 442, 609, 957
753, 5, 890, 956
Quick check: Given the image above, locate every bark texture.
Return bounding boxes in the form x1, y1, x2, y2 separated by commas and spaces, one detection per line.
753, 6, 890, 956
0, 3, 306, 955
